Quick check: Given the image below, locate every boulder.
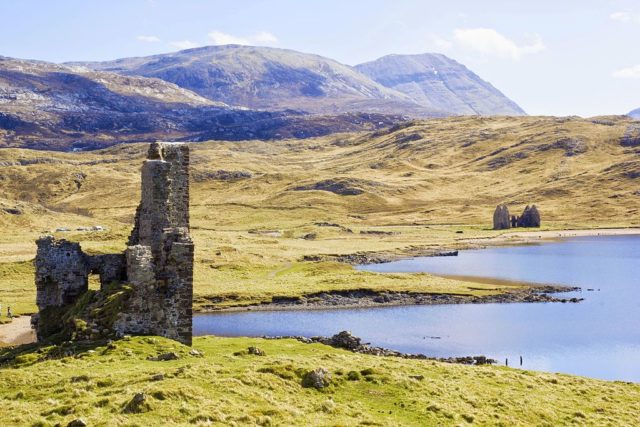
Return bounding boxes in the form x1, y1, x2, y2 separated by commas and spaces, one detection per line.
301, 368, 332, 389
123, 392, 151, 414
147, 352, 180, 361
328, 331, 362, 350
493, 204, 511, 230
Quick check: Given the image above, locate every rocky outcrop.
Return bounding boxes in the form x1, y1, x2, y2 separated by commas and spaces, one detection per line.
493, 204, 511, 230
266, 331, 498, 366
33, 142, 194, 345
621, 124, 640, 147
518, 205, 541, 228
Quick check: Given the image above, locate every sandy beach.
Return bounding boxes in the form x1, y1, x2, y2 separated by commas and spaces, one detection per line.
0, 316, 36, 346
465, 227, 640, 246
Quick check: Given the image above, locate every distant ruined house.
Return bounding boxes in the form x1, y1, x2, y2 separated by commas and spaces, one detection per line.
493, 203, 541, 229
32, 142, 194, 345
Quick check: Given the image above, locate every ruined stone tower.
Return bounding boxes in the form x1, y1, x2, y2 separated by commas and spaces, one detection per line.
33, 142, 194, 345
117, 142, 194, 344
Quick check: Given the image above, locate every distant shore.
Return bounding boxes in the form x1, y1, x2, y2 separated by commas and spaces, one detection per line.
466, 227, 640, 247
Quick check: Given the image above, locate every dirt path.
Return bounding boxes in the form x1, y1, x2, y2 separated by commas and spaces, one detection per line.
0, 316, 36, 346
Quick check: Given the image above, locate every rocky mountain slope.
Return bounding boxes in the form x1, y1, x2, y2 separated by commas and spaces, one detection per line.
70, 45, 524, 117
0, 56, 401, 150
628, 108, 640, 119
355, 53, 525, 115
70, 45, 440, 117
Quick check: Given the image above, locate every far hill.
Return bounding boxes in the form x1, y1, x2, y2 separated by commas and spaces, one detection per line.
69, 45, 440, 117
356, 53, 525, 115
629, 108, 640, 119
69, 45, 524, 117
0, 56, 402, 150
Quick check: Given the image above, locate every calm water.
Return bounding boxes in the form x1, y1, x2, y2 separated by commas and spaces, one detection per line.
194, 235, 640, 382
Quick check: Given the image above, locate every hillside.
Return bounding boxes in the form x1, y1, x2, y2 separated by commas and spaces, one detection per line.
70, 45, 440, 117
355, 53, 525, 115
629, 107, 640, 119
1, 335, 638, 426
0, 115, 639, 316
0, 56, 405, 150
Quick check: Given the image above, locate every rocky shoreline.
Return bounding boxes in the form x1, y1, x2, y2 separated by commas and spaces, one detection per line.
264, 330, 497, 365
203, 284, 582, 313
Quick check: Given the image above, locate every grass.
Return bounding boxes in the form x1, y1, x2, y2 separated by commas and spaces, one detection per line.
0, 335, 638, 426
193, 261, 515, 310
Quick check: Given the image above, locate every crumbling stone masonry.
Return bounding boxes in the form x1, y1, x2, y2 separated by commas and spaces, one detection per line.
33, 142, 194, 345
493, 204, 511, 230
517, 205, 541, 228
492, 203, 541, 229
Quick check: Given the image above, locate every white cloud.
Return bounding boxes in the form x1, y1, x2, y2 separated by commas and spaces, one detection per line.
169, 40, 200, 50
252, 31, 278, 44
136, 35, 161, 43
452, 28, 545, 60
431, 36, 453, 51
612, 65, 640, 79
207, 30, 278, 46
610, 11, 640, 23
610, 11, 632, 22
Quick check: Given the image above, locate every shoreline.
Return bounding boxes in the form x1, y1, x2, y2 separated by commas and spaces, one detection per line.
304, 227, 640, 265
197, 282, 581, 314
3, 227, 636, 345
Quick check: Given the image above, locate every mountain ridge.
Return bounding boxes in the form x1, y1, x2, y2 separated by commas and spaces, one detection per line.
68, 45, 441, 117
69, 45, 524, 117
0, 55, 405, 150
355, 53, 525, 115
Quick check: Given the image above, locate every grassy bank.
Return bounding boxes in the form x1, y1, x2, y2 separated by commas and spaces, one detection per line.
1, 336, 638, 426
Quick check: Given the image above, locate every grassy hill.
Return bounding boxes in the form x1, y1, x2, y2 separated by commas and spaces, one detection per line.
1, 115, 639, 315
1, 335, 639, 426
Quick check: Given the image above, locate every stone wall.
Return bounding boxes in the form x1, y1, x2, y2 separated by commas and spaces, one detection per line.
33, 142, 194, 345
493, 204, 510, 230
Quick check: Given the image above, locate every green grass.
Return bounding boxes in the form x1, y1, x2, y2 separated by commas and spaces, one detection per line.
194, 261, 514, 310
0, 336, 638, 426
0, 260, 36, 316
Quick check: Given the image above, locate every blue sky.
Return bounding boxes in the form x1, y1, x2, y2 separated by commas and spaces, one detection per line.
0, 0, 638, 116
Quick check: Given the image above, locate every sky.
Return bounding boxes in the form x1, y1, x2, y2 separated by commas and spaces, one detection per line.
0, 0, 638, 117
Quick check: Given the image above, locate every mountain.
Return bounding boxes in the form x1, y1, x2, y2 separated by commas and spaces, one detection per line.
355, 53, 525, 115
629, 108, 640, 119
0, 56, 402, 150
69, 45, 441, 117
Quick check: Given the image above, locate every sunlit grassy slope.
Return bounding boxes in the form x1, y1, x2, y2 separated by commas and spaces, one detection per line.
1, 336, 639, 426
1, 115, 639, 315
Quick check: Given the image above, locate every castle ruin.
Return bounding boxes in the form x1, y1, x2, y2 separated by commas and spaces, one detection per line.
33, 142, 194, 345
492, 203, 541, 230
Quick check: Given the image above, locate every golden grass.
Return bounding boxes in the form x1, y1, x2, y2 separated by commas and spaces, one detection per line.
0, 115, 638, 316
